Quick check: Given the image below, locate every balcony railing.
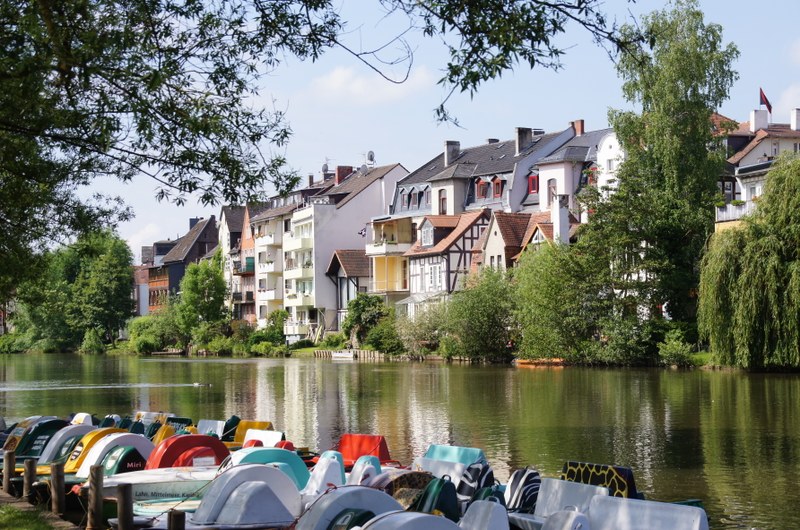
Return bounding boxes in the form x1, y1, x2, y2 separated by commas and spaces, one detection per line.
716, 200, 757, 223
365, 240, 413, 256
370, 279, 409, 293
233, 257, 255, 275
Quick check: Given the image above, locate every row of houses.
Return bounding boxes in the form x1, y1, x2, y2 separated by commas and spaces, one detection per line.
132, 105, 800, 342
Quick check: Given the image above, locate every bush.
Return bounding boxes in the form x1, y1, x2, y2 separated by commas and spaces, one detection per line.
206, 336, 234, 355
249, 327, 284, 346
436, 335, 463, 359
658, 329, 694, 367
365, 317, 405, 355
192, 322, 224, 348
250, 342, 274, 356
272, 344, 290, 357
320, 332, 346, 349
290, 338, 315, 350
131, 334, 159, 354
230, 320, 254, 342
80, 328, 105, 354
0, 334, 26, 354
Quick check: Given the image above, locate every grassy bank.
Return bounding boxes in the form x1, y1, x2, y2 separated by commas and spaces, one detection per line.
0, 505, 57, 530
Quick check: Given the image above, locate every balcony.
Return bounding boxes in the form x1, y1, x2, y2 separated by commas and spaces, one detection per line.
284, 263, 313, 279
233, 257, 255, 276
366, 239, 413, 256
258, 261, 282, 274
231, 291, 243, 302
283, 236, 313, 252
284, 321, 310, 336
255, 231, 282, 247
260, 287, 283, 301
284, 292, 314, 307
370, 279, 409, 293
716, 200, 757, 223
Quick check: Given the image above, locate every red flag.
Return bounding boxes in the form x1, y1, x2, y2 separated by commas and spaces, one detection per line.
760, 88, 773, 114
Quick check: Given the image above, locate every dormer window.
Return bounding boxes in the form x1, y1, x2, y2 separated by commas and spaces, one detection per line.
400, 192, 407, 210
425, 189, 431, 205
476, 181, 489, 199
528, 174, 539, 194
493, 179, 503, 198
421, 224, 434, 246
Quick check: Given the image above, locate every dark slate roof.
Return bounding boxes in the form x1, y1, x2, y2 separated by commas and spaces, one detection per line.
250, 202, 300, 223
163, 216, 216, 264
326, 249, 370, 278
247, 202, 270, 220
536, 128, 612, 165
398, 129, 570, 188
220, 205, 245, 233
201, 244, 219, 261
318, 164, 405, 209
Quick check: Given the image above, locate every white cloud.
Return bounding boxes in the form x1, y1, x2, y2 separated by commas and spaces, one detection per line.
776, 84, 800, 120
307, 65, 437, 105
125, 222, 161, 264
791, 39, 800, 66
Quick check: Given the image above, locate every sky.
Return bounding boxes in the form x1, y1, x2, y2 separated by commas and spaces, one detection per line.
105, 1, 800, 263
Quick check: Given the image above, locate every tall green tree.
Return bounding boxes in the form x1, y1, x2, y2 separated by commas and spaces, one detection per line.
342, 294, 389, 348
447, 268, 515, 361
699, 155, 800, 369
14, 230, 133, 350
0, 0, 638, 295
577, 0, 738, 334
176, 251, 227, 336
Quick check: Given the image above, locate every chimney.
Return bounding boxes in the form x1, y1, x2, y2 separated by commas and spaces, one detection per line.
308, 173, 314, 187
444, 140, 460, 166
750, 109, 768, 132
571, 119, 585, 136
189, 217, 202, 229
335, 165, 353, 185
550, 194, 570, 244
487, 138, 499, 144
791, 109, 800, 131
516, 127, 532, 156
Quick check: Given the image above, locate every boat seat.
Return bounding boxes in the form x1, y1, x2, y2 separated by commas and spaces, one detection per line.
541, 496, 709, 530
422, 444, 487, 466
459, 499, 509, 530
347, 455, 381, 485
243, 428, 284, 447
196, 419, 226, 438
507, 478, 609, 530
301, 452, 345, 507
560, 461, 644, 499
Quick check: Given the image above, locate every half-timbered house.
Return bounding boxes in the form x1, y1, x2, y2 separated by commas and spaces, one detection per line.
400, 209, 490, 317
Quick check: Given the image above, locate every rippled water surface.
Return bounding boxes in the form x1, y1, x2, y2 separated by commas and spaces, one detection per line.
0, 354, 796, 529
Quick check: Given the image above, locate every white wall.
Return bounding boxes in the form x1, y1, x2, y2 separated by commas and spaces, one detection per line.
596, 132, 623, 196
482, 217, 508, 269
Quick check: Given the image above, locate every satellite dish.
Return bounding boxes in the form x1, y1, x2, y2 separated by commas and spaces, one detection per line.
360, 164, 368, 173
322, 163, 329, 173
367, 150, 375, 163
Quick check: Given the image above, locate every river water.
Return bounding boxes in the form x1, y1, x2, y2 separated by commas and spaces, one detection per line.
0, 353, 796, 529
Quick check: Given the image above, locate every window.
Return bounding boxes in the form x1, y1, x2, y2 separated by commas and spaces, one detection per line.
497, 255, 502, 269
795, 142, 799, 153
400, 192, 407, 210
528, 174, 539, 194
547, 179, 557, 206
489, 255, 495, 268
421, 224, 434, 246
425, 189, 431, 205
607, 158, 616, 171
476, 181, 489, 199
439, 190, 447, 215
283, 219, 291, 233
493, 180, 503, 198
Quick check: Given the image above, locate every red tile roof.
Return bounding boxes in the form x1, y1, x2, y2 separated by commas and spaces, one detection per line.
404, 209, 489, 258
326, 249, 370, 278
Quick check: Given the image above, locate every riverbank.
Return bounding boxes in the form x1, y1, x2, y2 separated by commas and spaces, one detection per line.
0, 489, 77, 530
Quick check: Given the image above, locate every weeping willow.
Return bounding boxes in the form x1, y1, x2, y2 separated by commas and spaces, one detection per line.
699, 155, 800, 368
